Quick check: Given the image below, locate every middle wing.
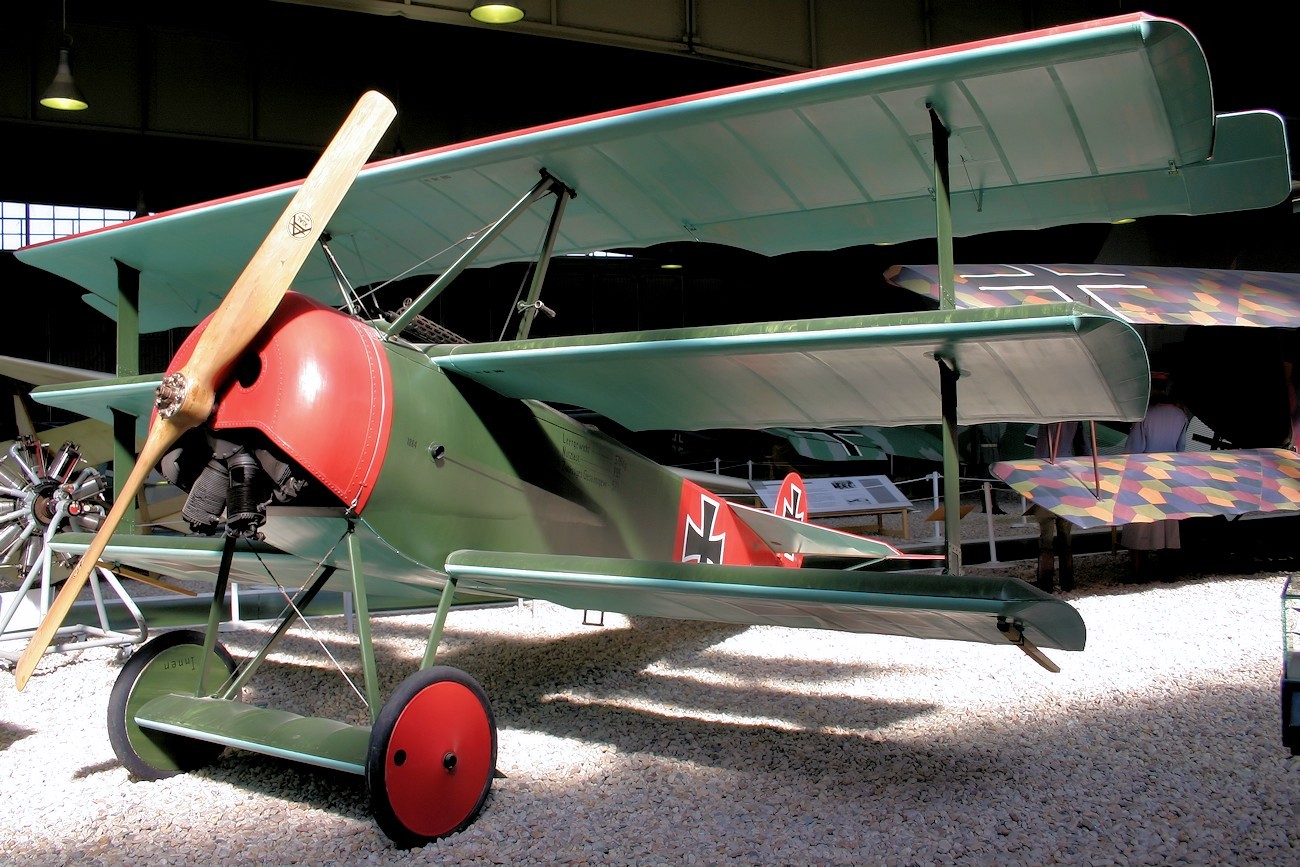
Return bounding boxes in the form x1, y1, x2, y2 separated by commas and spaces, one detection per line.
30, 303, 1149, 440
431, 303, 1150, 431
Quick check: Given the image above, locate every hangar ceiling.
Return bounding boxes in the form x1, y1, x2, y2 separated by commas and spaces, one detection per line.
2, 1, 1294, 213
0, 0, 1295, 428
269, 0, 1059, 73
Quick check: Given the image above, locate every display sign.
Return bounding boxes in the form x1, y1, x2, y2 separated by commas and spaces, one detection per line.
752, 475, 913, 516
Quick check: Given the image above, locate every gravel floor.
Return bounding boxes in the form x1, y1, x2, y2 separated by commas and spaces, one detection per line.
2, 527, 1298, 865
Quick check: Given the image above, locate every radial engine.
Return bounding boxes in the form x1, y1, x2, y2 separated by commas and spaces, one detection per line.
0, 436, 108, 587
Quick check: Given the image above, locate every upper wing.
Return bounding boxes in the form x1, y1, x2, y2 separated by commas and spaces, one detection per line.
13, 14, 1291, 332
430, 303, 1150, 431
992, 448, 1300, 528
884, 263, 1300, 327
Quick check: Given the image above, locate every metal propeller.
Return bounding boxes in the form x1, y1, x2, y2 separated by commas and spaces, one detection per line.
13, 90, 396, 690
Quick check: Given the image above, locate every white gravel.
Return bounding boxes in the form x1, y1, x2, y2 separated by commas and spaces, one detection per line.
2, 547, 1297, 865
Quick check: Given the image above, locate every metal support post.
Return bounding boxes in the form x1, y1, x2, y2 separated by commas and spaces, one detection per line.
216, 564, 337, 700
199, 535, 237, 696
421, 577, 459, 670
346, 530, 381, 723
939, 355, 963, 575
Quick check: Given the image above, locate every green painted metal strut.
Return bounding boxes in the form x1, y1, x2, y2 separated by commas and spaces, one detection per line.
346, 529, 381, 724
384, 171, 569, 339
421, 576, 460, 670
112, 259, 140, 534
938, 354, 963, 574
929, 105, 963, 575
198, 534, 237, 696
515, 181, 574, 340
215, 563, 340, 702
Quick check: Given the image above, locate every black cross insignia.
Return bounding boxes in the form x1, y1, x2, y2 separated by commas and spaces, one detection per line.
681, 494, 726, 564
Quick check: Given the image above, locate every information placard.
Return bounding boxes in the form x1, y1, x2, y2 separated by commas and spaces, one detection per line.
752, 475, 913, 516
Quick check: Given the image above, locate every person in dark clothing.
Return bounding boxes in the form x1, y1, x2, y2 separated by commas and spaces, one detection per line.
1032, 421, 1091, 592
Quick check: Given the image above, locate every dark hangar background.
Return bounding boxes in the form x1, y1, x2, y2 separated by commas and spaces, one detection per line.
0, 1, 1296, 441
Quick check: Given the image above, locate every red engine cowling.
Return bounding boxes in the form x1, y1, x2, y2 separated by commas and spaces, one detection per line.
165, 292, 393, 513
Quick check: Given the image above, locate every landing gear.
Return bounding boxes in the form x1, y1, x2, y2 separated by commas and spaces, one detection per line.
366, 666, 497, 847
107, 629, 237, 779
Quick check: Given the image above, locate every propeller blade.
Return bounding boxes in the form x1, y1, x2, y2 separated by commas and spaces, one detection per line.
12, 91, 395, 690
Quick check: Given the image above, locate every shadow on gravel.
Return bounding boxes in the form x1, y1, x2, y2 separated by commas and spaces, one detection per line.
0, 720, 35, 751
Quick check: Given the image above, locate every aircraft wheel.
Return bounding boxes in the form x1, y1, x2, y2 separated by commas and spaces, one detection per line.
107, 629, 236, 780
366, 666, 497, 847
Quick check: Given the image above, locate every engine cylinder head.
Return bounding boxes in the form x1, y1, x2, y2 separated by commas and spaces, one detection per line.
225, 451, 267, 536
70, 511, 104, 533
49, 441, 81, 483
70, 471, 106, 501
20, 536, 42, 574
0, 522, 24, 558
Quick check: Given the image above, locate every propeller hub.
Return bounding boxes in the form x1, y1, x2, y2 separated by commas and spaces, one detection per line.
155, 371, 189, 419
155, 371, 215, 428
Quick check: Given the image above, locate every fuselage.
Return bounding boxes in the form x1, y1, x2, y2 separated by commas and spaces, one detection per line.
362, 338, 685, 569
174, 293, 685, 572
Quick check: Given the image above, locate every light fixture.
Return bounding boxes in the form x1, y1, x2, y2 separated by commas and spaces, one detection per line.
1111, 217, 1136, 225
40, 1, 87, 111
470, 2, 525, 24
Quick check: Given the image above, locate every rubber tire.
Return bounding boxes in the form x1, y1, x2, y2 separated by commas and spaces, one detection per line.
367, 666, 497, 847
106, 629, 237, 780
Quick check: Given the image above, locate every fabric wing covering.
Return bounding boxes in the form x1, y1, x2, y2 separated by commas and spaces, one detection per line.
12, 14, 1292, 333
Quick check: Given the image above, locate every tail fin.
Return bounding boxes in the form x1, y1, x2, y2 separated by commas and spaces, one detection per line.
675, 473, 936, 569
675, 478, 783, 567
773, 472, 807, 567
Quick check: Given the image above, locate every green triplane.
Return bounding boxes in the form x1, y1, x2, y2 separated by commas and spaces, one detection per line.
10, 11, 1293, 847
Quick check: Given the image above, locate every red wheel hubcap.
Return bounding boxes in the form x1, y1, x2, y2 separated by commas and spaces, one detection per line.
384, 680, 493, 837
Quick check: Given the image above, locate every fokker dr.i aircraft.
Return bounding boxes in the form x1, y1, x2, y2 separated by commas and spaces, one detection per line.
7, 13, 1293, 846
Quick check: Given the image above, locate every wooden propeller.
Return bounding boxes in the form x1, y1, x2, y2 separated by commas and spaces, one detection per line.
13, 91, 396, 690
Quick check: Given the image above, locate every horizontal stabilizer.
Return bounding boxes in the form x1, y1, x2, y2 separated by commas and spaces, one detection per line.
726, 499, 937, 563
444, 550, 1085, 653
992, 448, 1300, 529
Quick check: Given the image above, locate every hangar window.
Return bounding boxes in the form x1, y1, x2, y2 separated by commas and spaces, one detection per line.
1, 201, 134, 250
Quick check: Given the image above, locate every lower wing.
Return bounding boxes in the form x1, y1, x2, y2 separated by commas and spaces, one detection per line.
444, 549, 1085, 659
992, 448, 1300, 529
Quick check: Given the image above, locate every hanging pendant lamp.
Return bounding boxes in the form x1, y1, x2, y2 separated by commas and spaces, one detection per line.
40, 1, 88, 111
470, 2, 525, 25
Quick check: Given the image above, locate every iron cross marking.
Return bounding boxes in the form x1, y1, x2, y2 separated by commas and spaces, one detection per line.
682, 494, 726, 564
779, 485, 805, 523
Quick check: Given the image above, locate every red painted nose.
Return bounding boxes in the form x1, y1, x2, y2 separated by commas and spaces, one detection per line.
165, 292, 393, 513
